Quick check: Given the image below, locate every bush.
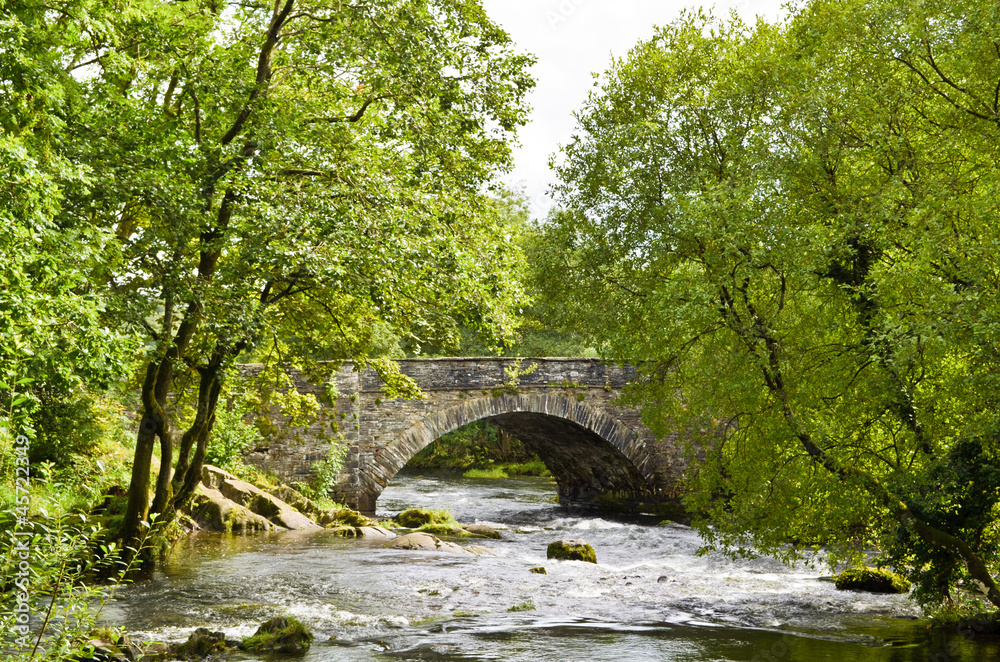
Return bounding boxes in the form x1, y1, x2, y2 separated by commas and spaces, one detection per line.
204, 405, 263, 471
0, 512, 152, 661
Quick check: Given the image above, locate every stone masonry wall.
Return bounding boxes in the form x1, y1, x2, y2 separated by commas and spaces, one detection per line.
242, 358, 685, 513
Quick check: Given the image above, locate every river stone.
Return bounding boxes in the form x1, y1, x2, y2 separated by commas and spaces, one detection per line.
200, 464, 235, 489
327, 525, 394, 540
386, 532, 469, 554
529, 566, 547, 574
242, 616, 313, 655
835, 567, 910, 594
187, 486, 274, 533
216, 476, 320, 531
395, 508, 436, 528
546, 539, 597, 564
170, 628, 227, 660
272, 484, 322, 516
358, 525, 395, 539
463, 523, 502, 539
318, 507, 372, 528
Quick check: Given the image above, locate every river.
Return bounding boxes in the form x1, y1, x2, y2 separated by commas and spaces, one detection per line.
109, 473, 999, 661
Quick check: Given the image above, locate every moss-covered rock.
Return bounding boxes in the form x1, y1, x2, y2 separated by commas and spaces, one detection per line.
416, 523, 467, 537
170, 628, 228, 660
318, 507, 371, 528
395, 508, 436, 528
529, 566, 547, 574
463, 523, 502, 539
546, 539, 597, 564
242, 617, 313, 655
835, 567, 909, 594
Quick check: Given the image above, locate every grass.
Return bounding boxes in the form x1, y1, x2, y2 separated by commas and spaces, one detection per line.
463, 468, 508, 479
462, 461, 551, 480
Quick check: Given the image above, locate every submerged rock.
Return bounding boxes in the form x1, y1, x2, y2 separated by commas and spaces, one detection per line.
242, 616, 313, 655
463, 523, 502, 539
529, 566, 547, 575
546, 539, 597, 564
835, 567, 910, 594
386, 532, 469, 554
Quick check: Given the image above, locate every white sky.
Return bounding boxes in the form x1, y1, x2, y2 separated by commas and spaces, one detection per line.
479, 0, 789, 218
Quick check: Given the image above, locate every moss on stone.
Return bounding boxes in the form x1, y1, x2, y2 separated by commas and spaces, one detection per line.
395, 508, 455, 529
241, 616, 313, 655
835, 567, 909, 594
546, 539, 597, 564
171, 628, 228, 660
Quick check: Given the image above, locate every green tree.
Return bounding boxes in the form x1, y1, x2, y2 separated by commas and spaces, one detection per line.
545, 2, 1000, 611
0, 0, 137, 460
48, 0, 533, 547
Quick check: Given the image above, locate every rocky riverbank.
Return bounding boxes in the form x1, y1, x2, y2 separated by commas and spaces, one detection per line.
75, 466, 510, 661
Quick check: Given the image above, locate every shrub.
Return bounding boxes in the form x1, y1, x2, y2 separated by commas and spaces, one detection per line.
204, 405, 263, 471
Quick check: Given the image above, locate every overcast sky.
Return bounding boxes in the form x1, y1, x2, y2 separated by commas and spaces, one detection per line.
478, 0, 788, 218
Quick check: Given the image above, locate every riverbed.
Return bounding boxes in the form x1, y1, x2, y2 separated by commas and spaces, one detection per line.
109, 473, 1000, 661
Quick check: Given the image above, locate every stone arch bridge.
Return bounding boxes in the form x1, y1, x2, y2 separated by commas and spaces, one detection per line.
243, 358, 685, 515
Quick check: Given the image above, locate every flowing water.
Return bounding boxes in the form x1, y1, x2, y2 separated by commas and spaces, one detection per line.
110, 474, 999, 661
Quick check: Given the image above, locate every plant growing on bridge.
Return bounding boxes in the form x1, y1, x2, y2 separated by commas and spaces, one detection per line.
36, 0, 534, 549
545, 0, 1000, 612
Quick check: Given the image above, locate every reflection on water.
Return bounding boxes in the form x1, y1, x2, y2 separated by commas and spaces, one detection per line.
107, 473, 1000, 661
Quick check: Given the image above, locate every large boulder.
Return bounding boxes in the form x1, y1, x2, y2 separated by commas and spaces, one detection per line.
242, 617, 312, 655
272, 485, 322, 517
199, 465, 320, 531
386, 532, 469, 554
218, 478, 319, 531
546, 539, 597, 564
187, 487, 274, 533
835, 567, 909, 594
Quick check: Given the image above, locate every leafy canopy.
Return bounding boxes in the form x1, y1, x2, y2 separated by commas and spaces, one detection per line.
545, 0, 1000, 610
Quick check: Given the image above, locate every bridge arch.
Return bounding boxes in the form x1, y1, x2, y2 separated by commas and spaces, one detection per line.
364, 392, 658, 511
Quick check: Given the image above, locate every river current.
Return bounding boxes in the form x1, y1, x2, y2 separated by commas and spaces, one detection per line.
109, 474, 1000, 661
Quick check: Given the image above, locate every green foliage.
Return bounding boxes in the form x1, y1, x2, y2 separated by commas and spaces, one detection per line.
308, 443, 348, 499
204, 405, 263, 472
463, 468, 509, 479
546, 0, 1000, 610
12, 0, 534, 542
406, 421, 548, 476
0, 512, 152, 661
